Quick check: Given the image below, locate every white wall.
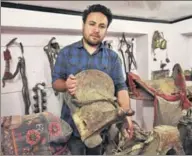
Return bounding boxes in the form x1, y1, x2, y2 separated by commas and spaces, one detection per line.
187, 37, 192, 68
167, 19, 192, 71
1, 7, 192, 131
1, 34, 83, 117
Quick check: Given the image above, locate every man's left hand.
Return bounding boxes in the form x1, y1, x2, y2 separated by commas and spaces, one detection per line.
122, 116, 134, 140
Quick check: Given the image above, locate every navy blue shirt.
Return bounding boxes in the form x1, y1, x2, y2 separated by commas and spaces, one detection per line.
52, 39, 128, 136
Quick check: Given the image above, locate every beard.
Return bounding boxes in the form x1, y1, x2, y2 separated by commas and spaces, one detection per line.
83, 34, 102, 47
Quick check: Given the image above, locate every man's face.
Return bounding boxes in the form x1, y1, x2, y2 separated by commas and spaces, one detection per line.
83, 12, 108, 46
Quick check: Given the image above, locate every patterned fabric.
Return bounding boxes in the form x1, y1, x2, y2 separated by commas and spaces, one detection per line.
52, 39, 128, 137
1, 112, 72, 155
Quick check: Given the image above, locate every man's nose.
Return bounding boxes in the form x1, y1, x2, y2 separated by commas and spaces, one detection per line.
93, 26, 100, 33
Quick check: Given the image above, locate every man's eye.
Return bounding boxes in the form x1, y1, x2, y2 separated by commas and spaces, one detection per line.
100, 26, 106, 29
89, 23, 95, 26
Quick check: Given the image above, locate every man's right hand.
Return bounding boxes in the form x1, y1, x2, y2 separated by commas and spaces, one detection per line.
66, 74, 77, 95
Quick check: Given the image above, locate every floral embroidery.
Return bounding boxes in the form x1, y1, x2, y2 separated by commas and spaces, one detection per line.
26, 129, 40, 145
41, 137, 47, 144
48, 122, 62, 136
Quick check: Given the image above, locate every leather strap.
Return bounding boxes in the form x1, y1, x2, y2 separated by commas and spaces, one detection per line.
43, 37, 60, 96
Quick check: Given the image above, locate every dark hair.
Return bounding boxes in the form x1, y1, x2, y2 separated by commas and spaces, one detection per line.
82, 4, 113, 27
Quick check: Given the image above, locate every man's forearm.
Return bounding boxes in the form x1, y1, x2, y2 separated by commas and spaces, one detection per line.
117, 89, 133, 123
117, 89, 133, 138
52, 79, 67, 92
117, 90, 131, 111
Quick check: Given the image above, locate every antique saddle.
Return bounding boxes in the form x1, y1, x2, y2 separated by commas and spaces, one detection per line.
127, 63, 192, 126
63, 69, 135, 148
110, 123, 185, 155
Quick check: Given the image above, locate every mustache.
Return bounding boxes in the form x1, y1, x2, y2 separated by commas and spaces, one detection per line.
91, 34, 100, 38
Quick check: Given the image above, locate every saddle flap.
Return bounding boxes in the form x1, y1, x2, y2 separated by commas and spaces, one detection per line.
72, 102, 117, 141
75, 69, 115, 103
154, 96, 183, 127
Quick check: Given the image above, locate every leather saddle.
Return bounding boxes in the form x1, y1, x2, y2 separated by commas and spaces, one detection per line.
127, 64, 191, 126
63, 69, 135, 148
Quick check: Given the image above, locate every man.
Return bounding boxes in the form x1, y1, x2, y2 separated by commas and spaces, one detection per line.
52, 4, 133, 155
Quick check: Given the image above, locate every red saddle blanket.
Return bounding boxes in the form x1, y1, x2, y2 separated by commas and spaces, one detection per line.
127, 64, 191, 126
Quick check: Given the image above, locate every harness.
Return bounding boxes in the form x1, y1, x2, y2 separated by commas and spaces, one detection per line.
2, 38, 31, 115
118, 33, 137, 75
43, 37, 60, 96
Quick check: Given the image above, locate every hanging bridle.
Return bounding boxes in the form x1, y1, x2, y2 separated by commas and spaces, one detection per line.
44, 37, 60, 96
43, 37, 60, 74
2, 38, 31, 115
118, 33, 137, 75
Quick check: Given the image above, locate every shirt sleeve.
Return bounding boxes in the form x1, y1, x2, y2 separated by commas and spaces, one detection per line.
110, 53, 128, 94
52, 48, 67, 83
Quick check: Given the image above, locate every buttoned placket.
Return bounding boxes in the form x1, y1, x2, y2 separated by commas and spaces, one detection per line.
85, 48, 100, 69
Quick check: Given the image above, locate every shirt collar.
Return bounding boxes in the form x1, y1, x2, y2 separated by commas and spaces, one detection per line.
74, 39, 84, 48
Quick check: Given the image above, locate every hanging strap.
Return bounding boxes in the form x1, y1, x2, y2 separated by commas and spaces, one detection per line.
43, 37, 60, 96
2, 38, 31, 115
118, 33, 137, 73
2, 38, 19, 87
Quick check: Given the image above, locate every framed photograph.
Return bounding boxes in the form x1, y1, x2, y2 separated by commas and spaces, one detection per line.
151, 69, 170, 80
